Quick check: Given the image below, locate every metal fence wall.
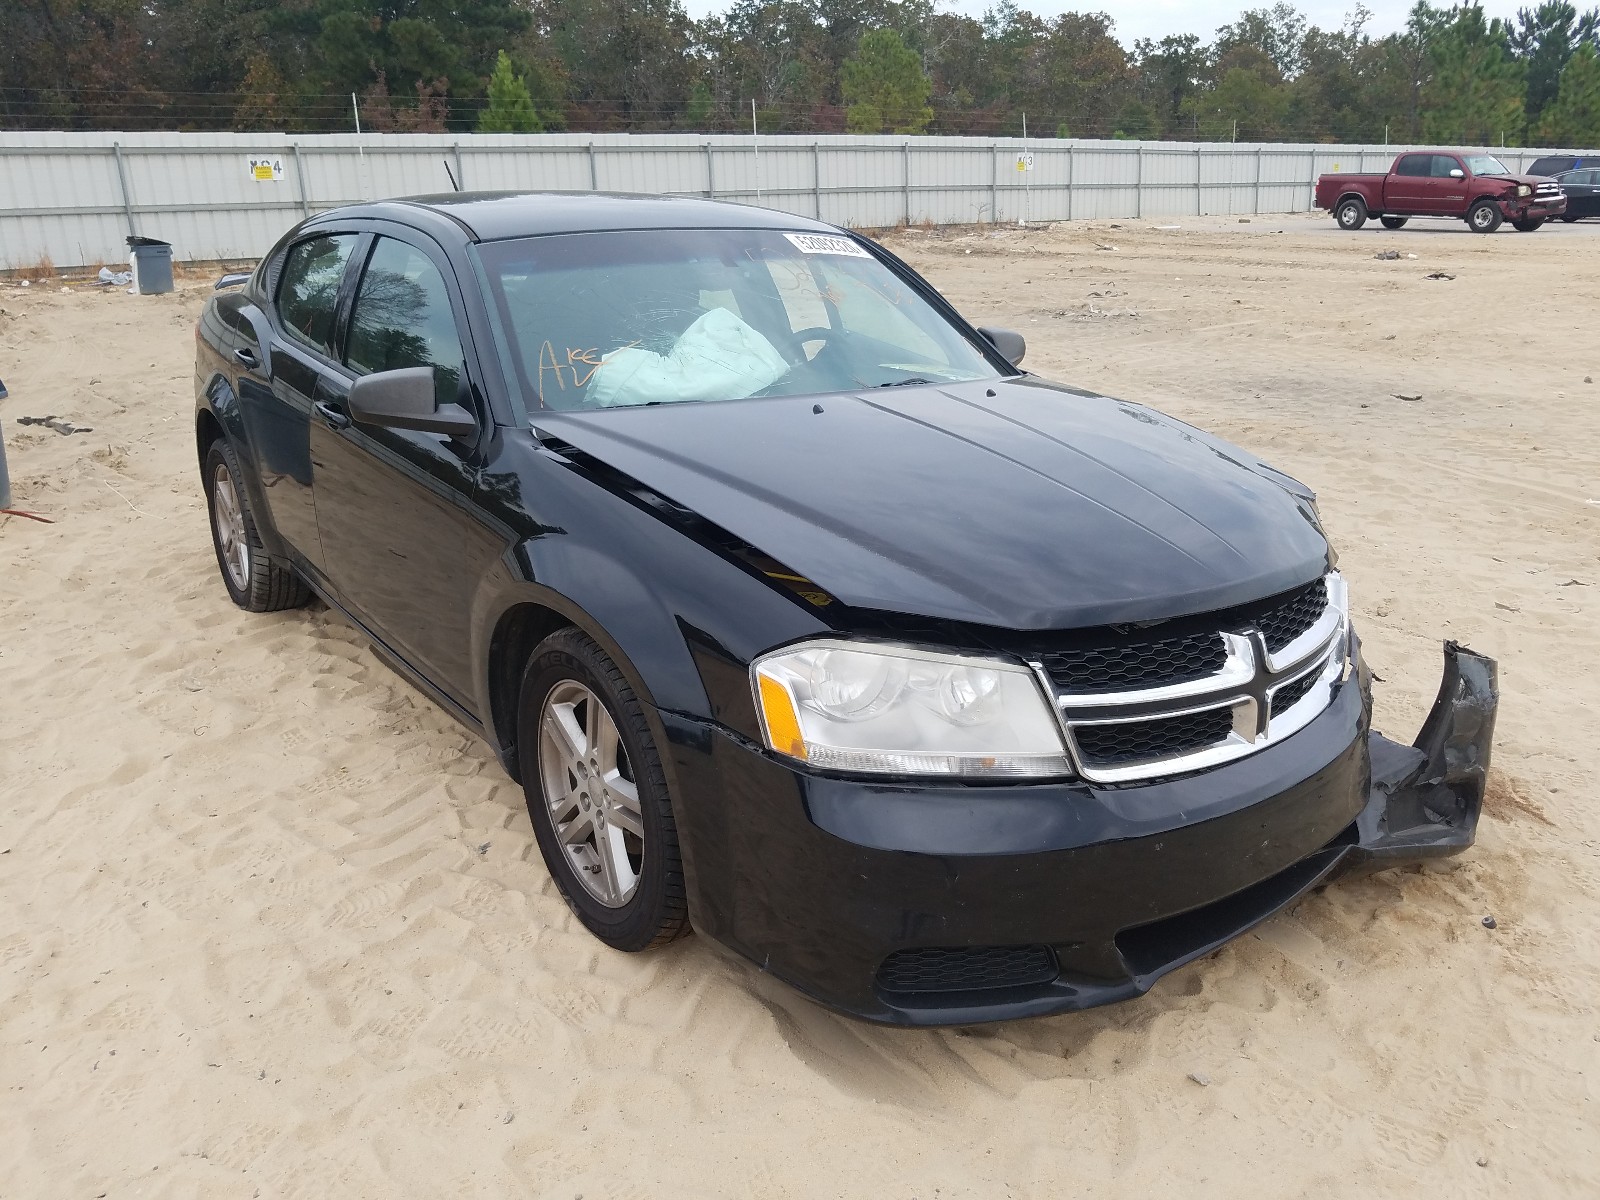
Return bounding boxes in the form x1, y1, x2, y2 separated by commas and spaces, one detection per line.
0, 130, 1579, 270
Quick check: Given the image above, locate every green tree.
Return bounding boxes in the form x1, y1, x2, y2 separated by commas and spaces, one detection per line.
234, 53, 294, 130
841, 28, 933, 133
1214, 3, 1309, 78
1132, 34, 1208, 135
1114, 97, 1160, 138
1183, 45, 1292, 139
1538, 39, 1600, 141
1422, 4, 1525, 144
1509, 2, 1600, 127
478, 49, 542, 131
683, 80, 715, 129
535, 0, 695, 127
1291, 7, 1382, 141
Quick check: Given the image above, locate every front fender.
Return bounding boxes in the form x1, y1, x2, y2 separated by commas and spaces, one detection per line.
468, 443, 834, 761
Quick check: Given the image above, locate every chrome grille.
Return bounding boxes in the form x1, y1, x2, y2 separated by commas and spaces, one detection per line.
1074, 706, 1234, 766
1270, 669, 1321, 717
1031, 573, 1349, 784
1254, 579, 1329, 654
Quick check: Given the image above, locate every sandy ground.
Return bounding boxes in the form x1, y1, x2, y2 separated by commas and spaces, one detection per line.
2, 211, 1598, 1198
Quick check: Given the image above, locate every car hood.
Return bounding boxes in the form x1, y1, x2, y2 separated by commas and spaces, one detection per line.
531, 377, 1331, 631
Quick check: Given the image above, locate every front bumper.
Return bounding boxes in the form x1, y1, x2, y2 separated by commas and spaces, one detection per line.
664, 642, 1497, 1026
1505, 195, 1567, 219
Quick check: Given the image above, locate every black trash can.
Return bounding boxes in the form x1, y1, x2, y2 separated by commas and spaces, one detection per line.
127, 235, 174, 295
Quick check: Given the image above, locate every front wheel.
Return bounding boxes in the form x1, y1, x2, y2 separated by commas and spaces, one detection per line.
1379, 216, 1408, 230
1468, 200, 1503, 234
203, 440, 310, 612
518, 628, 690, 952
1560, 213, 1580, 223
1336, 197, 1368, 231
1511, 218, 1545, 232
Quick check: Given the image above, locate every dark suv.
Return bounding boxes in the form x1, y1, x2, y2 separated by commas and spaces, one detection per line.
1527, 154, 1598, 177
194, 192, 1497, 1025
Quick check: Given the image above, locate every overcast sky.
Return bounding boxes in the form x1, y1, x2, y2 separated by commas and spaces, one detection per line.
677, 2, 1518, 44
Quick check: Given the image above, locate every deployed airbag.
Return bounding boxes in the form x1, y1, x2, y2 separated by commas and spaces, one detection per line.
588, 307, 788, 408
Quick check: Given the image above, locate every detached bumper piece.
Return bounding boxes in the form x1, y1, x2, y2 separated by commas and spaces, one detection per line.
1342, 640, 1499, 872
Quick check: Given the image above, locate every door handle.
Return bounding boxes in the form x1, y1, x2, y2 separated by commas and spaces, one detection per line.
314, 400, 352, 431
234, 347, 259, 369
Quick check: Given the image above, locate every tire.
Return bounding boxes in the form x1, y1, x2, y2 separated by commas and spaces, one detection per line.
1560, 213, 1579, 223
517, 628, 689, 953
203, 439, 310, 612
1468, 200, 1503, 234
1335, 197, 1368, 231
1379, 216, 1408, 230
1511, 218, 1545, 232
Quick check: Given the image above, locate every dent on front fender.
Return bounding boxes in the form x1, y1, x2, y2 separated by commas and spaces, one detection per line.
1342, 641, 1499, 873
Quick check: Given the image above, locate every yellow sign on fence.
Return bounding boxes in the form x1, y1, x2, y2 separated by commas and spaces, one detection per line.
247, 157, 285, 182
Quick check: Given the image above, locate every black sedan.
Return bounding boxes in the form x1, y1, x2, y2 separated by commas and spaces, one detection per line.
1554, 168, 1600, 220
195, 192, 1498, 1025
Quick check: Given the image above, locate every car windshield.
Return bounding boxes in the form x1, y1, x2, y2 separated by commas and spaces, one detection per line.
1464, 155, 1511, 176
475, 229, 1002, 416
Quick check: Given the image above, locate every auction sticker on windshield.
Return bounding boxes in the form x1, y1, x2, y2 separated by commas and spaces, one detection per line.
783, 233, 872, 258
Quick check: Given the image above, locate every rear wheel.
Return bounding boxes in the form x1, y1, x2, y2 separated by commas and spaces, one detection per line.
1336, 197, 1368, 231
518, 628, 689, 952
1560, 213, 1580, 223
203, 440, 310, 612
1511, 218, 1545, 232
1468, 200, 1503, 234
1379, 216, 1408, 230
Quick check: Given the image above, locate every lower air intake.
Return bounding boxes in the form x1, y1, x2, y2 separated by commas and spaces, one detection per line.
876, 945, 1058, 994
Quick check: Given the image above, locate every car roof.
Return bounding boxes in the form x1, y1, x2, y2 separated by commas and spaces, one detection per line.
324, 191, 843, 243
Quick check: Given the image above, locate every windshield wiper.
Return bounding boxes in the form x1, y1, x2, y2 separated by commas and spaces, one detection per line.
875, 376, 938, 388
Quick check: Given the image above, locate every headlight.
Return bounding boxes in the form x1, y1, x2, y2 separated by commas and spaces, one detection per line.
1518, 184, 1532, 197
752, 641, 1071, 778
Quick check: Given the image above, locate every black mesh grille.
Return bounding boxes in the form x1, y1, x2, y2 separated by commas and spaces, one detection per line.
1073, 707, 1234, 767
1041, 631, 1226, 694
1271, 671, 1320, 717
1253, 580, 1328, 654
876, 945, 1058, 994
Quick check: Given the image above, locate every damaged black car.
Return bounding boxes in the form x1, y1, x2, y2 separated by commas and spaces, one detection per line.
194, 193, 1498, 1025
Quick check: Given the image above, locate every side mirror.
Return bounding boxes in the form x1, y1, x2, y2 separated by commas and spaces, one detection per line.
1449, 168, 1465, 179
214, 272, 252, 290
977, 326, 1026, 367
348, 366, 477, 437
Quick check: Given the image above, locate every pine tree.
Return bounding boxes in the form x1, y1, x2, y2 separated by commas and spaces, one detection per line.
1509, 2, 1600, 129
478, 49, 542, 133
841, 29, 933, 134
1538, 41, 1600, 144
1421, 5, 1525, 143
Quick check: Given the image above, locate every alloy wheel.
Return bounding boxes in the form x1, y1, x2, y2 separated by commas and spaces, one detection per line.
538, 680, 646, 908
211, 462, 250, 590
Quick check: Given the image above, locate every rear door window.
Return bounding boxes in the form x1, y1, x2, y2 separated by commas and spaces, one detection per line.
344, 236, 467, 409
1394, 154, 1431, 177
277, 235, 357, 356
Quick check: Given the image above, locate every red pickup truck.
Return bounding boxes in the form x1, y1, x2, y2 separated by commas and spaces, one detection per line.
1315, 151, 1566, 233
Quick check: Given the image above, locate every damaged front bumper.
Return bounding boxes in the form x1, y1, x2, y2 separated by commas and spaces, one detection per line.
1341, 640, 1498, 873
669, 641, 1499, 1026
